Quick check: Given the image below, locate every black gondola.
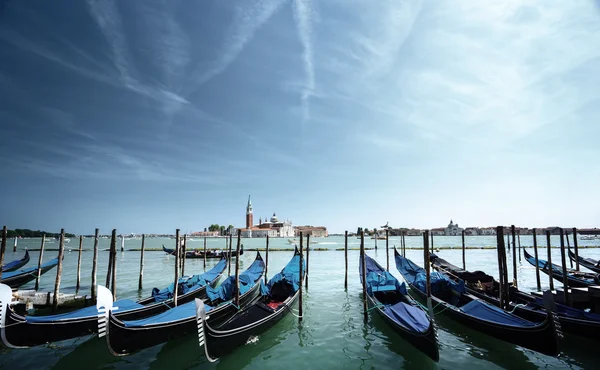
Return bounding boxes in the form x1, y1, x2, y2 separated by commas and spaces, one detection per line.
360, 252, 439, 361
394, 249, 560, 356
430, 253, 600, 341
162, 245, 243, 259
568, 247, 600, 274
524, 249, 600, 287
2, 250, 30, 272
0, 259, 227, 348
1, 256, 58, 289
102, 252, 265, 356
195, 248, 304, 362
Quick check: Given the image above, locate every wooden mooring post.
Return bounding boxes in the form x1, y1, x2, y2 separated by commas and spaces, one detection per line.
565, 231, 573, 269
35, 234, 46, 291
182, 234, 187, 277
360, 231, 367, 319
106, 230, 115, 289
423, 230, 433, 315
13, 236, 17, 252
228, 235, 233, 276
546, 230, 554, 291
496, 226, 508, 310
533, 229, 541, 291
559, 229, 569, 305
402, 231, 406, 257
110, 229, 117, 300
52, 229, 66, 312
430, 232, 434, 253
138, 234, 145, 290
461, 229, 466, 270
374, 228, 377, 250
299, 232, 304, 322
517, 231, 521, 262
203, 237, 207, 271
265, 235, 269, 284
511, 225, 517, 288
120, 235, 124, 252
0, 226, 7, 281
173, 229, 180, 307
344, 231, 348, 290
76, 235, 83, 293
305, 234, 310, 290
573, 227, 580, 271
385, 228, 389, 272
91, 229, 99, 301
235, 230, 241, 307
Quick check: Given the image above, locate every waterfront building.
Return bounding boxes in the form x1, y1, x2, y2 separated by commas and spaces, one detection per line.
295, 225, 328, 237
445, 220, 463, 236
239, 196, 295, 238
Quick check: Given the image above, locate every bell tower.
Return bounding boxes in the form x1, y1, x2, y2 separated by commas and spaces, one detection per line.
246, 195, 253, 228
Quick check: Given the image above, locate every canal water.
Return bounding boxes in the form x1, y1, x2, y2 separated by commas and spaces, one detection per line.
0, 235, 598, 369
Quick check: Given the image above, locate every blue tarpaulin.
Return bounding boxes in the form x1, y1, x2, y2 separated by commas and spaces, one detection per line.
395, 253, 464, 295
460, 300, 537, 327
26, 299, 144, 322
123, 301, 214, 327
206, 255, 265, 302
151, 258, 227, 302
264, 250, 305, 295
383, 302, 430, 333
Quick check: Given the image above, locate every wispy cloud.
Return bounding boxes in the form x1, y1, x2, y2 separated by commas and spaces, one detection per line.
86, 0, 189, 117
293, 0, 315, 122
185, 0, 285, 93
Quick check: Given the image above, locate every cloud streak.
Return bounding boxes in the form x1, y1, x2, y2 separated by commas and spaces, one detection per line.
293, 0, 315, 122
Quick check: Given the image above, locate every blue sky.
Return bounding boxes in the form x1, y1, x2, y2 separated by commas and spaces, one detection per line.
1, 0, 599, 235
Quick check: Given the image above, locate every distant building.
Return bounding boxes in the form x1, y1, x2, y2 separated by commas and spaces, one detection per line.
445, 220, 463, 236
191, 231, 220, 237
239, 196, 295, 238
295, 226, 328, 237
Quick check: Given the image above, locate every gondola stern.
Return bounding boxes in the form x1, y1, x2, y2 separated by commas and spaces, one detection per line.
195, 298, 218, 363
0, 284, 12, 332
542, 290, 563, 355
96, 285, 115, 338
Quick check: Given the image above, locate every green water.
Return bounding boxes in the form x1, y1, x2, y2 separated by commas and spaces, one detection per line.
0, 236, 598, 369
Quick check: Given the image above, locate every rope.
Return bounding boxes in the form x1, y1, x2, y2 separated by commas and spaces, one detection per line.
284, 305, 303, 319
228, 302, 240, 310
507, 303, 527, 314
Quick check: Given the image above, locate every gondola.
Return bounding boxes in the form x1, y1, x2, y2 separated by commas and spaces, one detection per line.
430, 253, 600, 341
568, 247, 600, 274
394, 249, 560, 356
195, 248, 304, 362
2, 249, 30, 272
0, 258, 227, 348
360, 252, 439, 361
162, 245, 243, 259
523, 249, 600, 287
102, 252, 265, 356
1, 256, 59, 289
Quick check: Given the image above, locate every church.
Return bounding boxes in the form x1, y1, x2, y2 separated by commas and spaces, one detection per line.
238, 196, 295, 238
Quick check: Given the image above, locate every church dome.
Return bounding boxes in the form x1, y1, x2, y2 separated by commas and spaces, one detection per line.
270, 212, 279, 223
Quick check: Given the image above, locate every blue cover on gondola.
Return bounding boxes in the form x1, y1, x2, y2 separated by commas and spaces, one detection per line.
1, 258, 59, 279
460, 300, 537, 327
151, 258, 226, 302
206, 256, 265, 302
533, 297, 600, 322
383, 302, 430, 333
265, 251, 305, 294
395, 252, 464, 295
123, 301, 214, 327
26, 299, 144, 322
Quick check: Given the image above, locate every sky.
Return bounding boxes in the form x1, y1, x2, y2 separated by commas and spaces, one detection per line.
1, 0, 599, 235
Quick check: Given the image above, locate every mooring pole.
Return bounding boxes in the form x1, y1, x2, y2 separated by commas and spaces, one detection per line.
76, 235, 83, 293
385, 228, 389, 271
13, 236, 17, 252
228, 234, 233, 276
374, 228, 377, 250
533, 229, 541, 291
120, 235, 124, 252
462, 229, 466, 270
423, 230, 433, 315
546, 230, 555, 291
305, 234, 310, 290
299, 232, 304, 322
110, 229, 117, 300
91, 229, 99, 300
496, 226, 505, 309
0, 226, 7, 281
235, 230, 241, 307
517, 231, 521, 262
138, 234, 145, 290
565, 231, 573, 269
507, 232, 511, 252
430, 232, 434, 253
52, 229, 66, 312
105, 233, 113, 289
511, 225, 517, 288
344, 231, 348, 290
360, 231, 367, 319
203, 237, 207, 271
559, 229, 569, 305
173, 229, 180, 307
265, 234, 269, 284
34, 234, 46, 291
182, 234, 187, 277
402, 231, 406, 257
573, 227, 580, 271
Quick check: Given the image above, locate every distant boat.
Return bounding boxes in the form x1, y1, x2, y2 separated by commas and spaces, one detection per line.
54, 237, 71, 243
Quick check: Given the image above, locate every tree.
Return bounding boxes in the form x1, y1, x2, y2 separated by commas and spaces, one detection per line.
364, 228, 370, 235
357, 227, 363, 235
219, 225, 225, 235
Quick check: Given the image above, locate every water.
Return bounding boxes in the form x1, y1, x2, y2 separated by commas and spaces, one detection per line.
1, 235, 598, 369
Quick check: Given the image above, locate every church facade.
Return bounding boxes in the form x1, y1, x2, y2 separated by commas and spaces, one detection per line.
239, 196, 295, 238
